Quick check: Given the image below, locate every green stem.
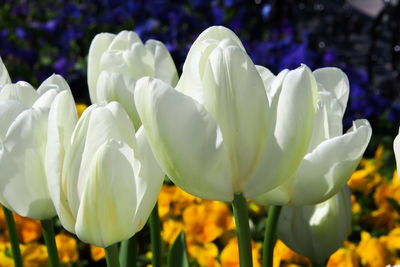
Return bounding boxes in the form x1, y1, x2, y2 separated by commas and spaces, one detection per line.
2, 206, 22, 267
119, 235, 137, 267
105, 243, 120, 267
232, 193, 253, 267
262, 205, 282, 267
149, 202, 162, 267
41, 219, 60, 267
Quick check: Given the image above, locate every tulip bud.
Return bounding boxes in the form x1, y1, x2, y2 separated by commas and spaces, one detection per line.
134, 26, 318, 201
56, 102, 164, 247
0, 74, 76, 220
87, 30, 178, 129
254, 67, 372, 206
277, 186, 352, 264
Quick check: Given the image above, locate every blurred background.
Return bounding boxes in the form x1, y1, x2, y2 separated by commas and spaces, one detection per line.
1, 1, 400, 266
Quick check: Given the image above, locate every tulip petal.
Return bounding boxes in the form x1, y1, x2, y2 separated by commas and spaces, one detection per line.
36, 74, 70, 95
176, 26, 245, 105
75, 140, 138, 247
0, 108, 56, 219
133, 127, 164, 231
202, 43, 269, 192
96, 71, 140, 129
278, 186, 352, 263
394, 128, 400, 176
0, 100, 27, 143
145, 40, 179, 87
46, 90, 78, 232
32, 89, 59, 108
64, 102, 137, 218
108, 30, 142, 51
88, 32, 116, 103
0, 82, 38, 107
0, 57, 11, 85
313, 67, 349, 114
291, 119, 372, 205
245, 65, 318, 198
255, 65, 275, 102
135, 77, 232, 201
123, 43, 154, 79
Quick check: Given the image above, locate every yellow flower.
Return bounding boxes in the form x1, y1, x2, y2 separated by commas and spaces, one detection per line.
14, 215, 42, 243
220, 238, 261, 267
158, 185, 199, 220
183, 201, 234, 244
21, 243, 48, 267
55, 231, 78, 263
348, 146, 384, 195
272, 240, 311, 267
327, 241, 359, 267
75, 103, 88, 118
90, 245, 105, 262
356, 231, 395, 267
161, 220, 183, 245
0, 252, 13, 267
380, 227, 400, 251
188, 242, 220, 267
351, 194, 361, 214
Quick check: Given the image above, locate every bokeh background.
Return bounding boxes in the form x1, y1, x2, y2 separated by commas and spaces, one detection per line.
1, 0, 400, 266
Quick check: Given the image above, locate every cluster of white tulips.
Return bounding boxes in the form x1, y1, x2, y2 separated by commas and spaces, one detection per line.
0, 25, 378, 267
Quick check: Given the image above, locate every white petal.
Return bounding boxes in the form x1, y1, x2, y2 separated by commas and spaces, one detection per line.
0, 108, 56, 219
88, 32, 116, 103
32, 89, 59, 108
46, 90, 78, 231
202, 43, 269, 192
96, 71, 140, 129
277, 186, 352, 263
176, 26, 245, 105
145, 40, 179, 87
123, 43, 154, 78
0, 82, 38, 107
0, 100, 27, 143
245, 65, 318, 199
394, 128, 400, 176
0, 57, 11, 85
175, 39, 219, 104
135, 77, 233, 201
133, 127, 164, 231
255, 65, 275, 102
313, 67, 349, 114
36, 74, 71, 96
75, 140, 138, 247
63, 102, 136, 220
291, 119, 372, 205
108, 31, 142, 50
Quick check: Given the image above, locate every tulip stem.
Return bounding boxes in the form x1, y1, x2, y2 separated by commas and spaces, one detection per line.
2, 206, 23, 267
105, 243, 120, 267
232, 193, 253, 267
119, 235, 137, 267
41, 218, 60, 267
263, 205, 282, 267
149, 202, 162, 267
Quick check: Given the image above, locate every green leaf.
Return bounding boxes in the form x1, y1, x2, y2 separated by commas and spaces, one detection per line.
168, 231, 189, 267
386, 197, 400, 214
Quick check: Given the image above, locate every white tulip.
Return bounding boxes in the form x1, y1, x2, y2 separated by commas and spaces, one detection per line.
88, 30, 178, 129
254, 67, 372, 206
134, 26, 318, 202
0, 74, 76, 219
52, 102, 164, 247
277, 186, 352, 264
